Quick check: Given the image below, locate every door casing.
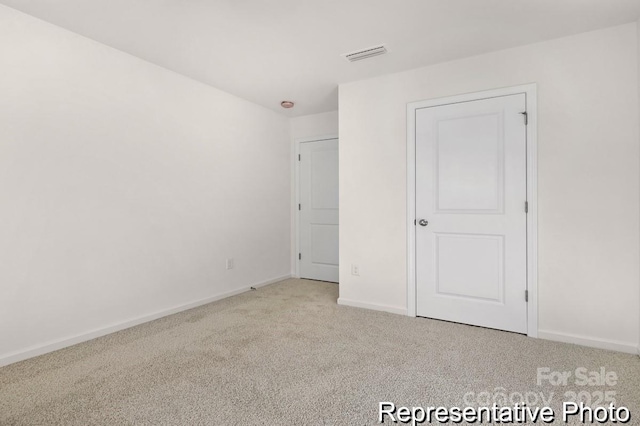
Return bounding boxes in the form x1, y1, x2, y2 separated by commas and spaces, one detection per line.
406, 84, 538, 337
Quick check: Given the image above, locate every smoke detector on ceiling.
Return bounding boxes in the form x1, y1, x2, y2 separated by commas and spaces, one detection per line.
343, 44, 387, 62
281, 101, 295, 109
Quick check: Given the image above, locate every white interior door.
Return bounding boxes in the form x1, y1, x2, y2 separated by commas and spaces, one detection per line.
299, 139, 339, 282
415, 94, 527, 333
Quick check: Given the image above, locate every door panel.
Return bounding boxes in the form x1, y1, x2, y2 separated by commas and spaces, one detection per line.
299, 139, 339, 282
311, 224, 339, 265
435, 113, 504, 212
311, 150, 339, 209
415, 94, 527, 333
435, 233, 504, 303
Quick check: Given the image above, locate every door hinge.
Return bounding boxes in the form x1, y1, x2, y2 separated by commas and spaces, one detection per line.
298, 204, 301, 211
525, 290, 529, 302
414, 219, 416, 225
520, 111, 528, 125
298, 154, 301, 161
298, 253, 302, 260
525, 201, 529, 213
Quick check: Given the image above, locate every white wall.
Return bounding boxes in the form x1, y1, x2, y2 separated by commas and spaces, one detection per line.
0, 5, 291, 365
290, 111, 339, 142
637, 18, 640, 355
289, 111, 339, 274
339, 23, 640, 352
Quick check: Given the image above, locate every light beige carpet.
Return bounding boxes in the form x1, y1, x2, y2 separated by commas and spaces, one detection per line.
1, 279, 638, 425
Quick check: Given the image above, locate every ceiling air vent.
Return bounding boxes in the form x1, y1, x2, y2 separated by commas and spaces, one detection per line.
343, 45, 387, 62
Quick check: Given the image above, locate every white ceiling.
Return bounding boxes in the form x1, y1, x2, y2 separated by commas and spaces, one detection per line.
3, 0, 640, 117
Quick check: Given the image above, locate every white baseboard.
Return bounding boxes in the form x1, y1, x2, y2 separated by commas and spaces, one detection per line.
0, 274, 291, 368
337, 297, 407, 316
538, 329, 638, 355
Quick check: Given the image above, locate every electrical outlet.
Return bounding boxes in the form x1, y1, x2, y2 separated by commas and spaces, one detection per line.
226, 258, 234, 270
351, 264, 359, 276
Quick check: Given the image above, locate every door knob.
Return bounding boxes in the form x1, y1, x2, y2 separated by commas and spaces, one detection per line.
418, 219, 429, 227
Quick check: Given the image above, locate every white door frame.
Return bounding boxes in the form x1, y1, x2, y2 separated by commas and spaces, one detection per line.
294, 134, 339, 278
406, 84, 538, 337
